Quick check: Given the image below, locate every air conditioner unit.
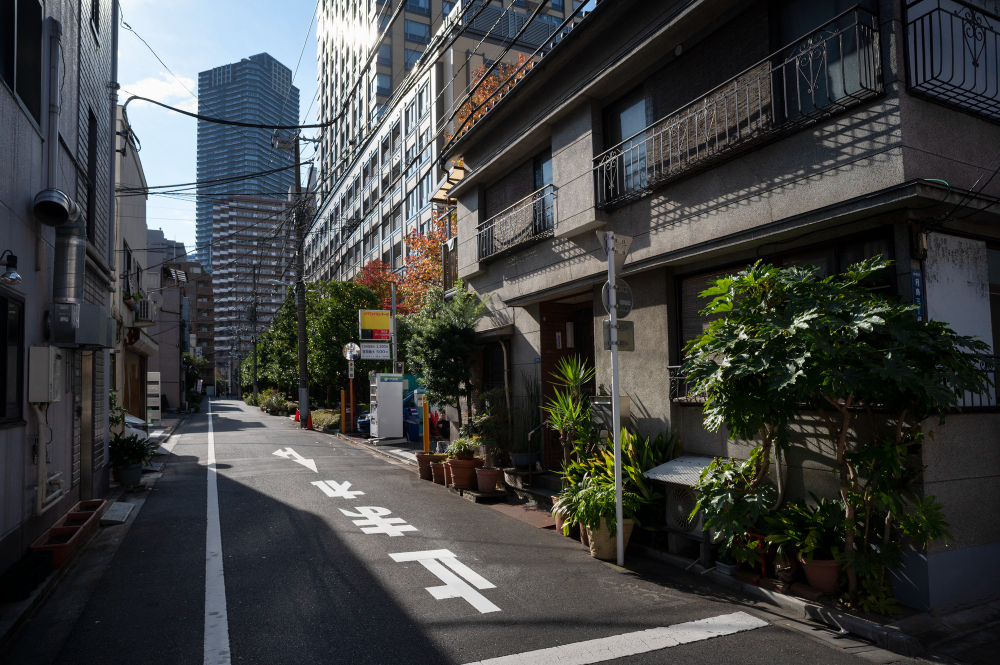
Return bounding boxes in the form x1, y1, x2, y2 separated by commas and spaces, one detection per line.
665, 483, 707, 537
134, 298, 155, 327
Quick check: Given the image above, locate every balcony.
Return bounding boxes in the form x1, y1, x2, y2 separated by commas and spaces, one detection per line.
133, 299, 156, 327
476, 185, 556, 262
906, 0, 1000, 122
594, 6, 882, 210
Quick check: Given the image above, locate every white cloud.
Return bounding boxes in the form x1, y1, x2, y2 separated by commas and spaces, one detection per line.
120, 72, 198, 112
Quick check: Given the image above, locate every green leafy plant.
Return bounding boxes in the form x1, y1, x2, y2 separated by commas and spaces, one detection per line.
446, 437, 481, 459
765, 495, 846, 563
553, 474, 643, 537
544, 356, 596, 466
109, 432, 156, 468
242, 392, 257, 406
109, 392, 127, 432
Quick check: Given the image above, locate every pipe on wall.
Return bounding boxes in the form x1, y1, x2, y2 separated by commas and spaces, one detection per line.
31, 404, 66, 515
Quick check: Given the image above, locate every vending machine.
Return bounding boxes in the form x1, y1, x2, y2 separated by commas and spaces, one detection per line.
370, 372, 404, 439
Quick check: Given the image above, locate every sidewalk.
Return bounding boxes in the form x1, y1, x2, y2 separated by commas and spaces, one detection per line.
329, 429, 446, 467
889, 597, 1000, 664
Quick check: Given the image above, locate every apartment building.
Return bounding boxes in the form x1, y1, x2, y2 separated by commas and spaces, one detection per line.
309, 0, 574, 280
0, 0, 119, 571
445, 0, 1000, 611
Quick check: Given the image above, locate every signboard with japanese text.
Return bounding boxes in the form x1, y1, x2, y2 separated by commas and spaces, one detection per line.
359, 310, 392, 340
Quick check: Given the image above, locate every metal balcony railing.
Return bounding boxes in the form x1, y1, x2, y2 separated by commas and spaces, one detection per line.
594, 6, 882, 209
134, 299, 156, 328
476, 185, 556, 262
906, 0, 1000, 122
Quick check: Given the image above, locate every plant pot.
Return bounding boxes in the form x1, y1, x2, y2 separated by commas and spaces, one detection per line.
416, 452, 447, 480
775, 555, 798, 584
715, 561, 737, 576
580, 525, 590, 547
447, 458, 484, 490
31, 526, 84, 569
454, 451, 475, 461
510, 451, 540, 469
553, 508, 579, 539
586, 518, 634, 561
431, 461, 447, 485
116, 463, 143, 487
800, 558, 842, 594
475, 467, 502, 493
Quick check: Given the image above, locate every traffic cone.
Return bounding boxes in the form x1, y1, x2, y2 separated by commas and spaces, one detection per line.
306, 413, 313, 430
294, 409, 300, 422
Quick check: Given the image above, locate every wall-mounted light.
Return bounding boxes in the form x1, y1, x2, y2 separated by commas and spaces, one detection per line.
0, 251, 21, 285
566, 321, 575, 349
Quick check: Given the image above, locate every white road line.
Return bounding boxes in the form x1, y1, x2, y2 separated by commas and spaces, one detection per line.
463, 611, 768, 665
204, 399, 231, 665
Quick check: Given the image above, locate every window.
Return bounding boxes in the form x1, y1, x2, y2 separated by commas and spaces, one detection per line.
404, 19, 430, 44
406, 0, 430, 16
0, 290, 24, 426
404, 48, 422, 71
0, 0, 44, 124
86, 109, 98, 244
604, 91, 647, 196
90, 0, 100, 33
376, 73, 391, 96
551, 0, 564, 10
443, 1, 455, 15
377, 43, 392, 67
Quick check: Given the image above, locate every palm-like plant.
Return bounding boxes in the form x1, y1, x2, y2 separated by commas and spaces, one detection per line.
544, 356, 595, 466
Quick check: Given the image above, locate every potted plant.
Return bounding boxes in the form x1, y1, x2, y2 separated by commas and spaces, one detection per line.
445, 437, 484, 490
109, 432, 156, 487
416, 451, 448, 480
559, 474, 642, 560
430, 460, 447, 485
551, 492, 580, 539
765, 495, 845, 594
475, 466, 502, 494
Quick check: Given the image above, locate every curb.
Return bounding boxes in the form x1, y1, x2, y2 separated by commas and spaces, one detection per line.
332, 431, 417, 467
632, 545, 925, 658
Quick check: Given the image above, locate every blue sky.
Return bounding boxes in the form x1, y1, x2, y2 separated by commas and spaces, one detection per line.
118, 0, 319, 253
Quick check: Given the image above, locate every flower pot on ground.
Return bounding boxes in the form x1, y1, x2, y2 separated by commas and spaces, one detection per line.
109, 432, 156, 488
587, 518, 635, 561
117, 463, 143, 487
554, 474, 644, 560
552, 506, 579, 539
580, 526, 590, 547
30, 526, 84, 569
446, 437, 479, 461
430, 461, 447, 485
764, 494, 845, 594
475, 467, 502, 494
416, 452, 447, 481
800, 558, 842, 594
447, 458, 484, 490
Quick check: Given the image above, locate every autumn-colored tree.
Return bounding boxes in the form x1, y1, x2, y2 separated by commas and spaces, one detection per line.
451, 54, 535, 140
354, 259, 400, 310
399, 206, 453, 312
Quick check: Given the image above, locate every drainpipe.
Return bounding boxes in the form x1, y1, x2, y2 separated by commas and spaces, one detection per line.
31, 404, 65, 515
107, 0, 120, 271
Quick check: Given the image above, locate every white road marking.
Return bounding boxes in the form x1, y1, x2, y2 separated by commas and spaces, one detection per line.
204, 399, 231, 665
311, 480, 365, 499
272, 447, 318, 472
340, 506, 417, 536
462, 611, 768, 665
390, 549, 500, 614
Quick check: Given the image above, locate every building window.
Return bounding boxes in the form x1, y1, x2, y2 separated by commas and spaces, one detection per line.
444, 1, 455, 15
90, 0, 100, 33
86, 109, 98, 244
0, 290, 24, 426
376, 73, 391, 97
377, 43, 392, 67
0, 0, 44, 124
551, 0, 563, 10
404, 19, 430, 44
404, 48, 422, 71
406, 0, 430, 16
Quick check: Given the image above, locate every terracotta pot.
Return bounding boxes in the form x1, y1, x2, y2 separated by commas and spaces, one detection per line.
800, 558, 842, 594
775, 555, 799, 584
430, 462, 447, 485
580, 525, 590, 547
31, 526, 84, 569
447, 458, 484, 490
586, 518, 635, 561
553, 508, 579, 539
475, 467, 502, 493
453, 451, 475, 461
416, 452, 447, 481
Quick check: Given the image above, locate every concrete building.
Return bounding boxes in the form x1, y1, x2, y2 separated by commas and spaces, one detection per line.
146, 228, 188, 263
195, 53, 299, 270
211, 196, 294, 366
145, 243, 189, 417
0, 0, 119, 572
445, 0, 1000, 611
308, 0, 575, 280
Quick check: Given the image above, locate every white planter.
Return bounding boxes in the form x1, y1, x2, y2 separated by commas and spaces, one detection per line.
715, 561, 736, 576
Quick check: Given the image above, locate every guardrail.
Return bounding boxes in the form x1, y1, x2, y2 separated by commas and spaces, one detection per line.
476, 185, 556, 262
594, 6, 882, 209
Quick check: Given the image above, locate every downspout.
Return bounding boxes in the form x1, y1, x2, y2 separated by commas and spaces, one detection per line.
106, 0, 120, 272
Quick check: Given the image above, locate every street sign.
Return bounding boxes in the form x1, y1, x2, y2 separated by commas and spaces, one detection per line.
359, 309, 392, 340
342, 342, 362, 360
596, 231, 632, 276
348, 360, 355, 379
601, 279, 633, 318
603, 319, 635, 352
361, 342, 391, 360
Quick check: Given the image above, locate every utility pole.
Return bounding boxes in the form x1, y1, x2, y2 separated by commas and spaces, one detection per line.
251, 266, 259, 405
293, 134, 309, 428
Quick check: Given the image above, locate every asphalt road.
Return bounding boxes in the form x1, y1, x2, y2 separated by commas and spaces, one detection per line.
3, 400, 915, 664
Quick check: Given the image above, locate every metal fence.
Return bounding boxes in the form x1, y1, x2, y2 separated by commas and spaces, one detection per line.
476, 185, 556, 262
594, 6, 882, 209
906, 0, 1000, 122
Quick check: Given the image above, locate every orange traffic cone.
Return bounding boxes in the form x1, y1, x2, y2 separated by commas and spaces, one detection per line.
294, 409, 300, 421
306, 413, 313, 430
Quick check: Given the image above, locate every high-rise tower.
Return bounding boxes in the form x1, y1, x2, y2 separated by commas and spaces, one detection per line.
196, 53, 300, 270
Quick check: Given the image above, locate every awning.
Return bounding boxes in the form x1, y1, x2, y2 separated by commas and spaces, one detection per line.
475, 324, 514, 343
643, 455, 715, 487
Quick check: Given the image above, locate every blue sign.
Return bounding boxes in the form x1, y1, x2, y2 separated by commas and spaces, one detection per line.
912, 268, 925, 320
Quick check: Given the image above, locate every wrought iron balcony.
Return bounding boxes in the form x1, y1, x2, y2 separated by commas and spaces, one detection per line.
476, 185, 556, 262
594, 6, 882, 210
906, 0, 1000, 122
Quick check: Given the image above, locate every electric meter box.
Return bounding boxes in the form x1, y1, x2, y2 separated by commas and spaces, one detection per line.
28, 346, 63, 403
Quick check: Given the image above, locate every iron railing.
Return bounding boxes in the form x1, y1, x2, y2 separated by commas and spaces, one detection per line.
906, 0, 1000, 122
667, 366, 703, 404
594, 6, 882, 209
477, 185, 556, 262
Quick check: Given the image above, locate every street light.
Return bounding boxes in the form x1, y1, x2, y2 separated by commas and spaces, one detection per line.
268, 279, 291, 288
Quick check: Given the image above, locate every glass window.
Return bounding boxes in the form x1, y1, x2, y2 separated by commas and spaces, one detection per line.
0, 293, 24, 425
0, 0, 43, 124
443, 1, 455, 15
377, 44, 392, 67
406, 0, 430, 16
404, 48, 422, 71
404, 19, 430, 44
376, 73, 391, 96
604, 91, 647, 196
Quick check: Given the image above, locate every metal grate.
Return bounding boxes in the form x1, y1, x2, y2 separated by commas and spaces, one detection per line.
594, 6, 883, 210
906, 0, 1000, 122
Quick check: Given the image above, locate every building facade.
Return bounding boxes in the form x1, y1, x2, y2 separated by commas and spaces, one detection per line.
446, 0, 1000, 611
195, 53, 300, 270
0, 0, 119, 572
146, 228, 188, 263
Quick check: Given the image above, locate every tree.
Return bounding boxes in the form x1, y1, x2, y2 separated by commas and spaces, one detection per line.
451, 54, 535, 140
405, 286, 486, 426
182, 352, 209, 390
307, 281, 380, 404
355, 259, 400, 311
399, 206, 451, 312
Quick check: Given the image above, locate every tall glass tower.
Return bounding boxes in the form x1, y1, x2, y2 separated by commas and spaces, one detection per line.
196, 53, 300, 269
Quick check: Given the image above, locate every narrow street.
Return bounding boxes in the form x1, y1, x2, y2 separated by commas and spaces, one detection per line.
3, 400, 916, 665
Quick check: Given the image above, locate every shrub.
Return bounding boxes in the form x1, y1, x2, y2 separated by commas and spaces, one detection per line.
242, 392, 257, 406
311, 409, 340, 430
109, 432, 157, 468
